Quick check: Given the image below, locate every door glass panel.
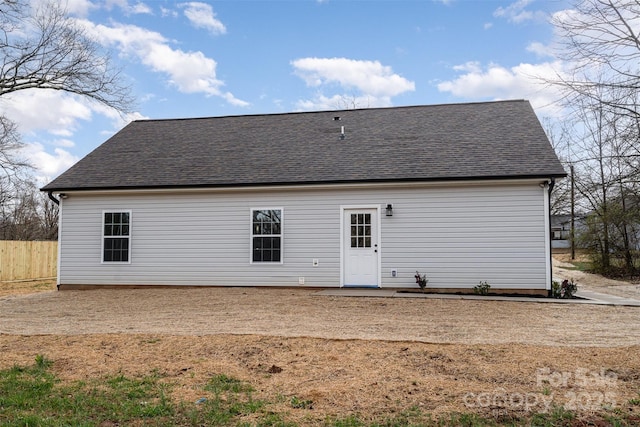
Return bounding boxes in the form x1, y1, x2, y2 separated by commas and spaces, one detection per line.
350, 212, 373, 248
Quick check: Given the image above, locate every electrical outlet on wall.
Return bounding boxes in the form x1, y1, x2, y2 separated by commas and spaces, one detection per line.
298, 277, 305, 285
391, 269, 398, 278
312, 259, 319, 267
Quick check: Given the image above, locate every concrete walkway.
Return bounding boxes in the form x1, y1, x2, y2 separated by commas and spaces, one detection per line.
315, 288, 640, 307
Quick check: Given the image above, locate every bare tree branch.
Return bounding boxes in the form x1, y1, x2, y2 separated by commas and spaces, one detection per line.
0, 0, 133, 112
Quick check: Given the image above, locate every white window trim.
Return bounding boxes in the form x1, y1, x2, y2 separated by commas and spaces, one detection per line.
101, 210, 132, 264
249, 207, 284, 265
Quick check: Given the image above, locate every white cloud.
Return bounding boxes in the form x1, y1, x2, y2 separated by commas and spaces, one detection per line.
291, 57, 415, 111
484, 22, 493, 30
101, 0, 151, 15
78, 20, 248, 106
527, 41, 554, 58
0, 91, 92, 136
180, 2, 227, 35
53, 139, 76, 148
22, 142, 81, 181
493, 0, 544, 24
160, 6, 178, 18
296, 93, 396, 111
292, 58, 415, 96
437, 61, 566, 116
65, 0, 97, 17
130, 2, 152, 15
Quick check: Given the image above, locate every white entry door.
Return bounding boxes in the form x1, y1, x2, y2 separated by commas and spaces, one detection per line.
343, 208, 379, 287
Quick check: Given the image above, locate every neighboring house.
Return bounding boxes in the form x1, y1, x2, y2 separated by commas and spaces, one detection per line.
550, 214, 587, 249
551, 214, 572, 249
42, 100, 566, 295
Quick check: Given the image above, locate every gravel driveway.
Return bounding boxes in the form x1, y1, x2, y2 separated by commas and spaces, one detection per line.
1, 287, 638, 347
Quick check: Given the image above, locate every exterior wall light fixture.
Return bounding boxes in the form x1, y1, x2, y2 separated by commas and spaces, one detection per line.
386, 204, 393, 217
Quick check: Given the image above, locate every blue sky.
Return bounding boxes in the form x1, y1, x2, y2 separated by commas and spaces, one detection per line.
4, 0, 573, 183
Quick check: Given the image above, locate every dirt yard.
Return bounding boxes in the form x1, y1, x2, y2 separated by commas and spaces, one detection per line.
553, 253, 640, 300
1, 269, 639, 423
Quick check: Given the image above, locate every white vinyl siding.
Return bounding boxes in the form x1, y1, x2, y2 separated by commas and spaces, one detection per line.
57, 181, 549, 290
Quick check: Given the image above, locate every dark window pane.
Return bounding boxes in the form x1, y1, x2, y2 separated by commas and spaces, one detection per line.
262, 222, 271, 235
358, 237, 364, 247
365, 237, 371, 247
122, 225, 129, 236
351, 237, 357, 247
103, 237, 129, 262
105, 213, 112, 223
113, 213, 121, 223
364, 214, 371, 224
251, 210, 282, 262
364, 225, 371, 237
122, 213, 129, 223
351, 214, 356, 225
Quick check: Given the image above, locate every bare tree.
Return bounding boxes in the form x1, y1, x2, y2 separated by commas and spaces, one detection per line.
0, 115, 27, 183
0, 0, 132, 110
0, 179, 59, 240
551, 0, 640, 121
0, 0, 133, 240
545, 1, 640, 276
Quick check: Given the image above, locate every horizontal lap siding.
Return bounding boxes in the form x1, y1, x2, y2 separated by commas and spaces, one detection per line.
58, 182, 547, 289
59, 191, 341, 287
380, 185, 546, 289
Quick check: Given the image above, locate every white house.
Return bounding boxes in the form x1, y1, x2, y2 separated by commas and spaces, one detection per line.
42, 100, 566, 295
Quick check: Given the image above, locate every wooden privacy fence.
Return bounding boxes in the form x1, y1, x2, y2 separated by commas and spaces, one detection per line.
0, 241, 57, 281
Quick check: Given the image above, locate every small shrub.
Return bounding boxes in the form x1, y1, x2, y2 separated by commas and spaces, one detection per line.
414, 271, 428, 292
473, 281, 490, 295
552, 278, 578, 298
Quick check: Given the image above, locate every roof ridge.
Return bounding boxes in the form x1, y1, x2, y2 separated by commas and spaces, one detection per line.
132, 99, 529, 123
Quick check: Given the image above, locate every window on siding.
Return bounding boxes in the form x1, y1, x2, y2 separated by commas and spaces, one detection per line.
251, 209, 282, 263
103, 211, 131, 263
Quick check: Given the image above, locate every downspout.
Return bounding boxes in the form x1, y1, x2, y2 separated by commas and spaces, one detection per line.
47, 191, 60, 206
47, 191, 61, 290
547, 178, 556, 297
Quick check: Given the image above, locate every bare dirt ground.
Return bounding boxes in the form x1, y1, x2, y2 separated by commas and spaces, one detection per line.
1, 264, 639, 423
553, 253, 640, 300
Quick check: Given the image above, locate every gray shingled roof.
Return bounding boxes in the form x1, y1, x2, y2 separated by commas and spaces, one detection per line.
42, 100, 566, 192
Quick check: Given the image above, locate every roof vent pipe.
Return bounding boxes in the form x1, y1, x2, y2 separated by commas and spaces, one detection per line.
339, 125, 345, 140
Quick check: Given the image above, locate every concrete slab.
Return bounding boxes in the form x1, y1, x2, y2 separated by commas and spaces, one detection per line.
314, 288, 640, 307
575, 289, 640, 307
315, 289, 397, 298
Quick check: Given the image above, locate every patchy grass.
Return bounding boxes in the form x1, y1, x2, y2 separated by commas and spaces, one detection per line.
0, 279, 56, 297
1, 356, 638, 427
560, 261, 592, 272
